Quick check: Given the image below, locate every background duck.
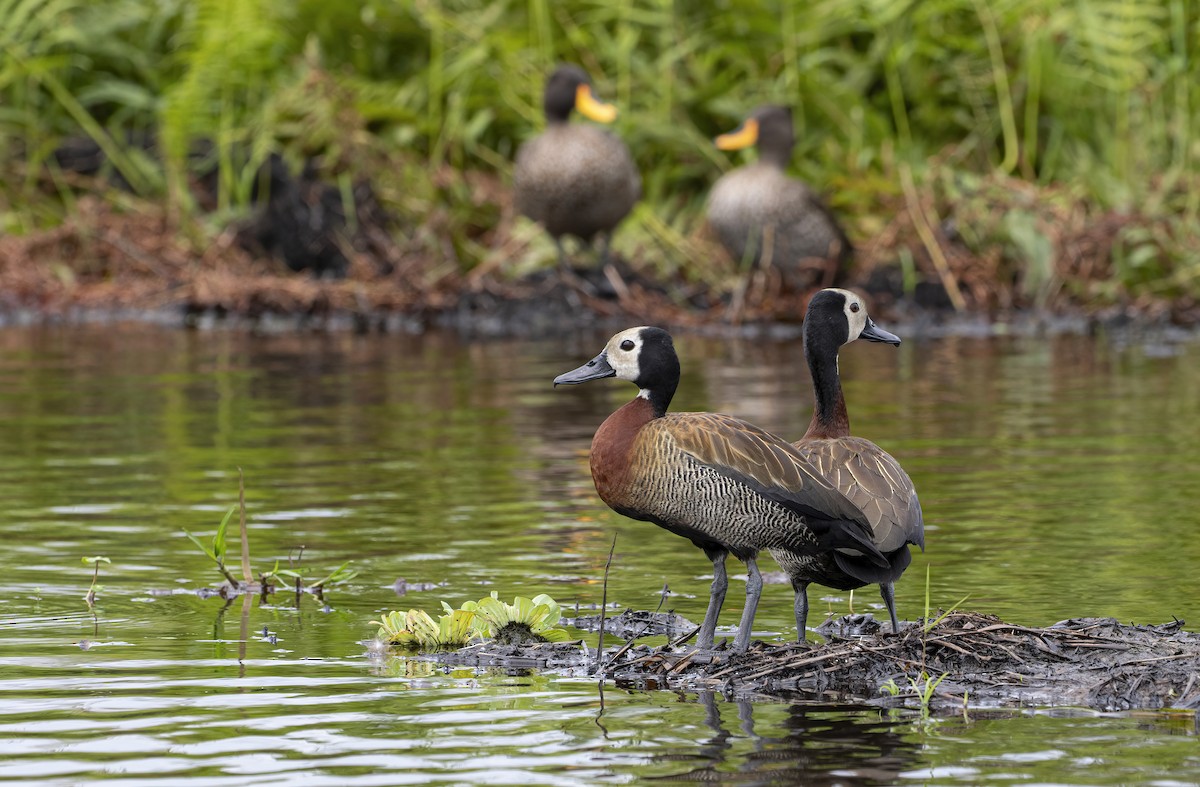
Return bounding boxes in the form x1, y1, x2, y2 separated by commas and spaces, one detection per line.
770, 288, 925, 638
707, 105, 851, 291
554, 325, 888, 653
514, 65, 641, 269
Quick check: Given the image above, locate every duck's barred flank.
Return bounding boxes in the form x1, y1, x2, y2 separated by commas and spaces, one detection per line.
594, 411, 883, 565
617, 430, 827, 561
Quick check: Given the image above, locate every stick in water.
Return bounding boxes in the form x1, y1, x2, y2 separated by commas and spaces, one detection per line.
595, 535, 617, 673
238, 468, 252, 585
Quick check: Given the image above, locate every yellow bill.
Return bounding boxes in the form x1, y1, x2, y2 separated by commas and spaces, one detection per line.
715, 118, 759, 150
574, 84, 618, 123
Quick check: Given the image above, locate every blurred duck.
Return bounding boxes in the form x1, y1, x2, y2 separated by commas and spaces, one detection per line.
554, 326, 888, 653
770, 288, 925, 637
707, 105, 851, 289
514, 65, 641, 269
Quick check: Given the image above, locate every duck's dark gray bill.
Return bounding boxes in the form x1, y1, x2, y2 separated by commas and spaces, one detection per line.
861, 318, 901, 346
553, 352, 616, 386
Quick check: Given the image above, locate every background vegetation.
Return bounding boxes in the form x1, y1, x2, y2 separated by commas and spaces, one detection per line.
2, 0, 1199, 318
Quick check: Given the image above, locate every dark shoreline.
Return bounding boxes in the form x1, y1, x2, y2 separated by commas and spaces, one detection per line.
2, 298, 1198, 347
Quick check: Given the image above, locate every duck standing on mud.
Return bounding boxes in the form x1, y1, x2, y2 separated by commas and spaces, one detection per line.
771, 288, 925, 638
707, 105, 851, 290
554, 326, 888, 653
514, 65, 641, 271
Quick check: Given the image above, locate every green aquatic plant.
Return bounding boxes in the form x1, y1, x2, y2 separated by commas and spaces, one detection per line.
182, 506, 240, 586
909, 670, 949, 722
878, 670, 949, 728
373, 592, 571, 651
270, 561, 360, 592
372, 608, 477, 650
461, 591, 570, 644
82, 555, 110, 606
183, 487, 356, 598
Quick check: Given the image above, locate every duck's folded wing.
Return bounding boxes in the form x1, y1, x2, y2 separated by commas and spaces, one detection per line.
660, 413, 888, 566
801, 437, 926, 553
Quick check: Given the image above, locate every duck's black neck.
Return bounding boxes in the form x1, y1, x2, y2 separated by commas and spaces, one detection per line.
642, 381, 676, 419
803, 332, 849, 439
759, 142, 792, 170
757, 122, 794, 170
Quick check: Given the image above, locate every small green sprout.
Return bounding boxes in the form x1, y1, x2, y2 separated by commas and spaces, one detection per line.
275, 561, 359, 589
910, 670, 949, 718
82, 556, 110, 606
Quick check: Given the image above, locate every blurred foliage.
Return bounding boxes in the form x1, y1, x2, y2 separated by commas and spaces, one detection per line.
1, 0, 1199, 303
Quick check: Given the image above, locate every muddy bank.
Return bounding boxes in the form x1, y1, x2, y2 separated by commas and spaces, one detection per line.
4, 179, 1200, 337
419, 610, 1200, 713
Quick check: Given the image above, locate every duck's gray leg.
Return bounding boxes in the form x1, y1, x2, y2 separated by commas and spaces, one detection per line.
880, 582, 899, 633
792, 580, 811, 642
697, 549, 728, 649
733, 557, 762, 653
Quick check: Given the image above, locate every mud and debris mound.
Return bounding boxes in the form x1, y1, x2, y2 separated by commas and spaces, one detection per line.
410, 610, 1200, 713
564, 608, 698, 640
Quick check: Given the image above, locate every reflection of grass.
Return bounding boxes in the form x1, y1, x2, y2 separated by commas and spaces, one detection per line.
374, 592, 570, 651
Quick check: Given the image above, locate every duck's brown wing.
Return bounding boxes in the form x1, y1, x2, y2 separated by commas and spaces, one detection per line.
659, 413, 888, 566
798, 436, 925, 554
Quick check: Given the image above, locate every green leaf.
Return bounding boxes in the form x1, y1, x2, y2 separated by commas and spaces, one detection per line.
81, 556, 111, 565
182, 528, 217, 562
308, 561, 358, 588
212, 506, 235, 563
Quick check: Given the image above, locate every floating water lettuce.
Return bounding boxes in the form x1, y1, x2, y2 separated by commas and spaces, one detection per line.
373, 592, 571, 650
372, 608, 477, 650
461, 591, 570, 644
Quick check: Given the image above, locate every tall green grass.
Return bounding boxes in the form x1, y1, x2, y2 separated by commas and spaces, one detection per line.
2, 0, 1198, 299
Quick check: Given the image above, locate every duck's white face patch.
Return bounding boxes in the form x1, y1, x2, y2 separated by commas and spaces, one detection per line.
604, 326, 648, 386
829, 287, 868, 343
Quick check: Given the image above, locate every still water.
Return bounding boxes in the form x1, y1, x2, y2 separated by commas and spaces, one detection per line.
0, 323, 1197, 784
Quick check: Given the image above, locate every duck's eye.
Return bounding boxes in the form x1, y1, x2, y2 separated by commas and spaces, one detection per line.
620, 340, 635, 352
850, 302, 861, 313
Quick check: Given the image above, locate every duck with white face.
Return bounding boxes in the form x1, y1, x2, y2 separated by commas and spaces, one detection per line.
554, 325, 888, 653
771, 288, 925, 639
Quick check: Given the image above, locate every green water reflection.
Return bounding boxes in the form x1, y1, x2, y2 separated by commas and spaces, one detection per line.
0, 324, 1197, 783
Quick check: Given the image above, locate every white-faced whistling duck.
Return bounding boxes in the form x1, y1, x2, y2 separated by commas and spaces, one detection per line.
554, 326, 889, 653
770, 288, 925, 638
